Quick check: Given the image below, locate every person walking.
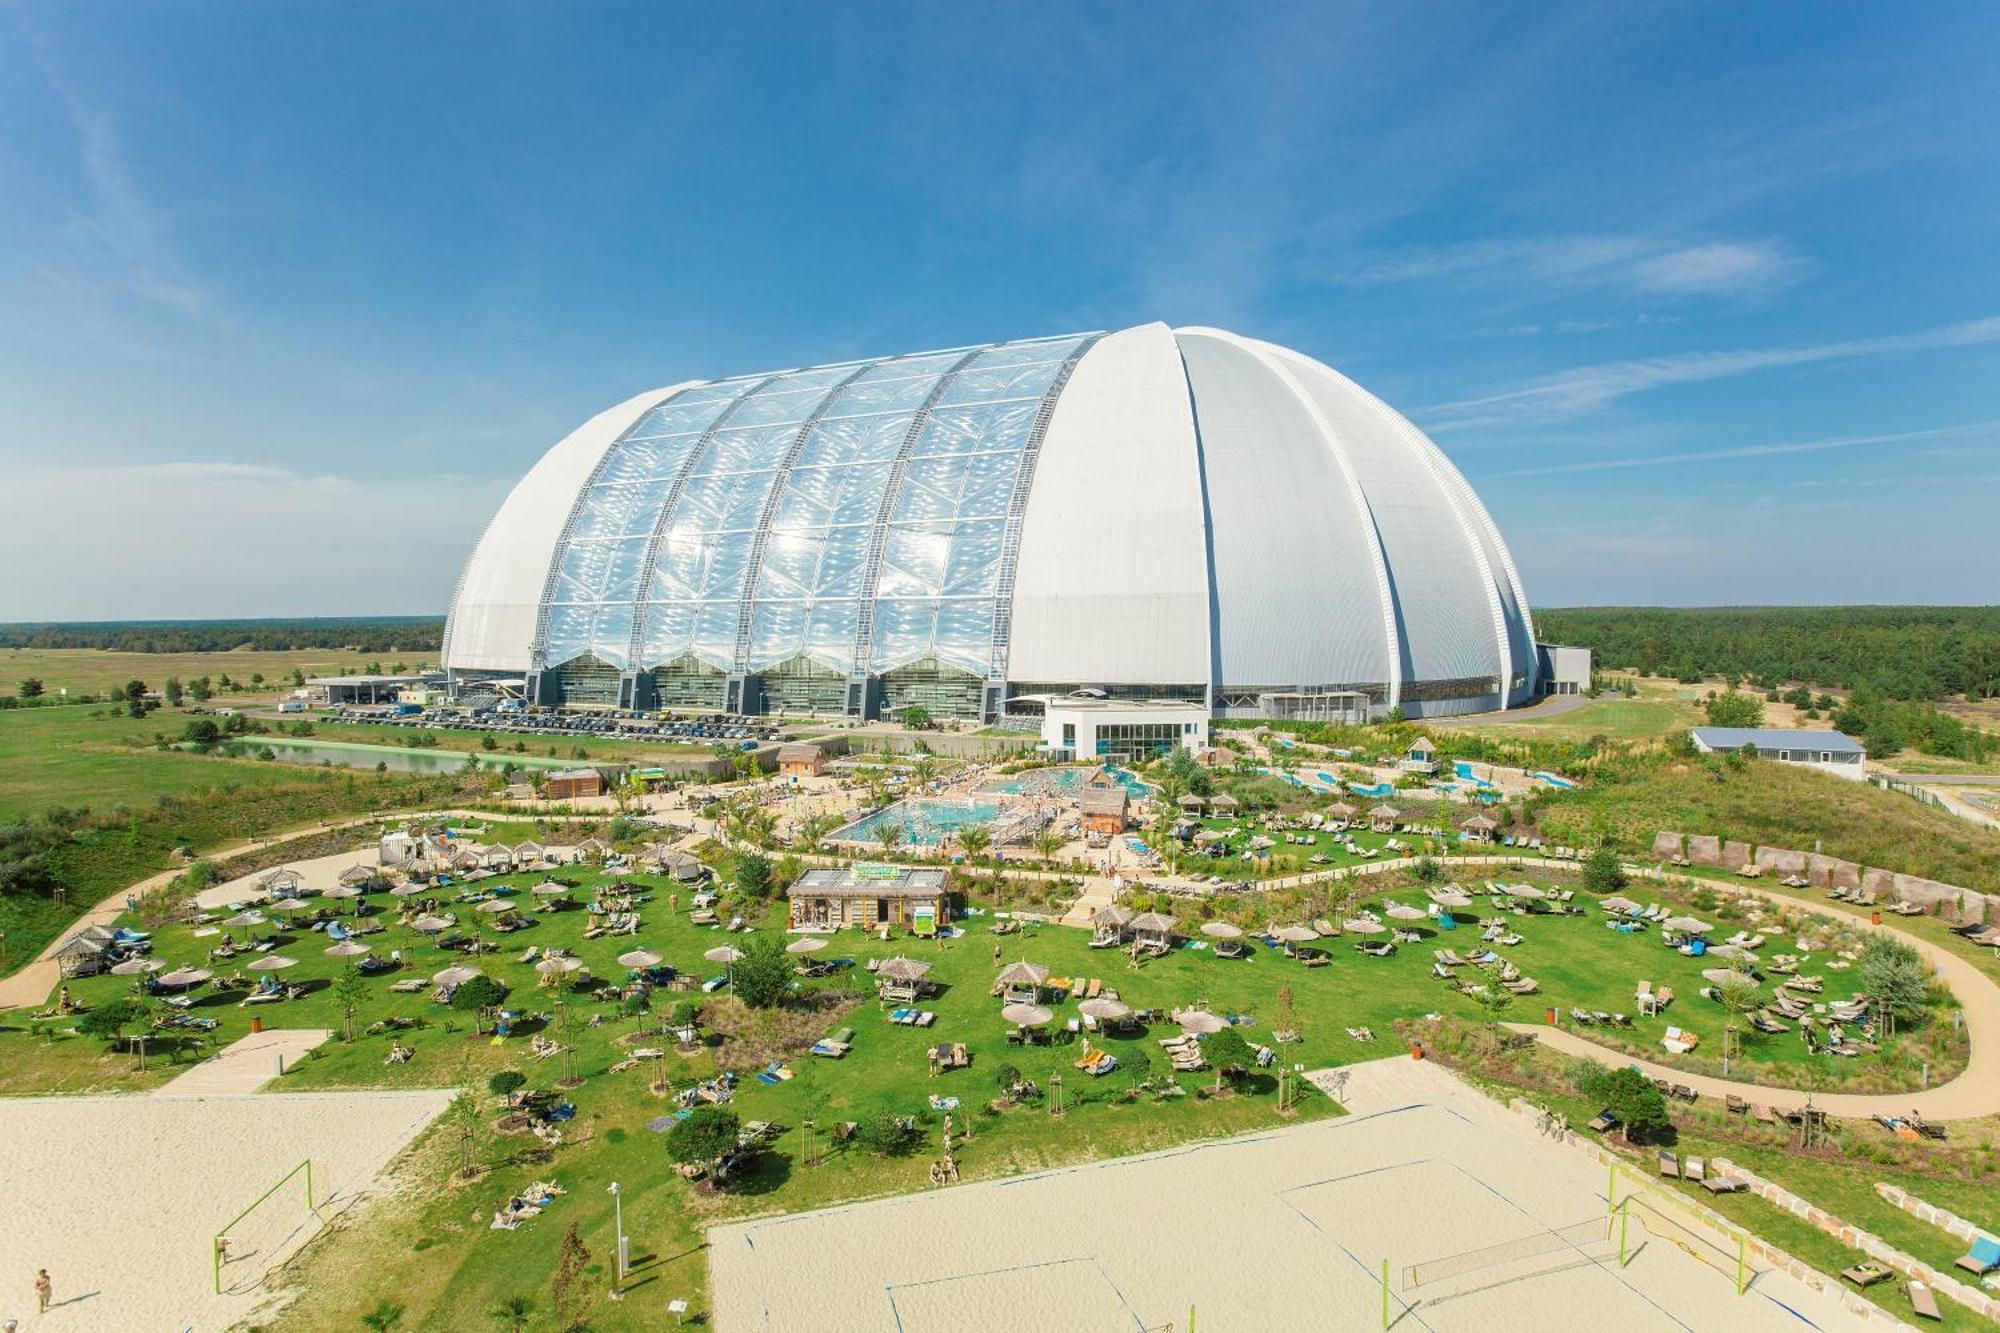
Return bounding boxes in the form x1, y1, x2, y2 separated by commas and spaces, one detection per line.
34, 1269, 51, 1314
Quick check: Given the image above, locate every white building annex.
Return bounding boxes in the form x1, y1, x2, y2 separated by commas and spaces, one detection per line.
442, 323, 1541, 723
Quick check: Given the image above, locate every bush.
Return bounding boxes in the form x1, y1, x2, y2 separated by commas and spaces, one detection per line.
488, 1070, 526, 1097
1580, 845, 1627, 895
992, 1062, 1022, 1096
1581, 1066, 1673, 1144
666, 1104, 740, 1172
855, 1107, 918, 1156
735, 851, 774, 898
730, 934, 792, 1009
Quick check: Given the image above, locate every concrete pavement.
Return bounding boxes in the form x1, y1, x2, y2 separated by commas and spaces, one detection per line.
153, 1028, 331, 1097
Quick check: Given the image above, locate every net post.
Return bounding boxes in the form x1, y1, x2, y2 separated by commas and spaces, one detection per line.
1737, 1236, 1746, 1295
1381, 1257, 1389, 1330
306, 1159, 315, 1211
1619, 1202, 1629, 1266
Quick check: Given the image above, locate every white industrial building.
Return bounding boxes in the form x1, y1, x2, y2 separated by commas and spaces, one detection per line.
1032, 695, 1208, 762
1690, 727, 1867, 781
442, 323, 1542, 723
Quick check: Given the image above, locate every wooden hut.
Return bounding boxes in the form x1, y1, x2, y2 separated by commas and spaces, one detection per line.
777, 743, 826, 778
1399, 736, 1438, 775
875, 956, 935, 1003
480, 843, 515, 870
1090, 903, 1135, 947
257, 867, 304, 897
1176, 793, 1207, 813
514, 840, 548, 867
1324, 800, 1359, 829
573, 837, 611, 862
787, 866, 950, 932
53, 925, 116, 979
993, 960, 1051, 1004
1079, 779, 1130, 836
1460, 813, 1499, 844
1369, 804, 1401, 833
1209, 793, 1240, 817
1129, 911, 1178, 956
649, 846, 709, 884
339, 863, 385, 889
545, 768, 603, 800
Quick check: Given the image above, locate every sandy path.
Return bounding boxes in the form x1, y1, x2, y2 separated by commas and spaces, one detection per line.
708, 1056, 1875, 1333
153, 1028, 331, 1097
0, 1088, 450, 1332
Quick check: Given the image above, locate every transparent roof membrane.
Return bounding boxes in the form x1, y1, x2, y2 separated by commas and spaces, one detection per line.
535, 333, 1095, 681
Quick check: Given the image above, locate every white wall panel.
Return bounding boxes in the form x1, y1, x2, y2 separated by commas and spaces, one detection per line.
1006, 323, 1211, 686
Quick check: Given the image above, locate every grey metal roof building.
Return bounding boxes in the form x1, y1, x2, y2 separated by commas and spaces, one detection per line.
443, 324, 1540, 721
1690, 728, 1866, 755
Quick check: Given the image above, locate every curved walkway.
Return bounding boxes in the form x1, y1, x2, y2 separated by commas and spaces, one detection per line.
1500, 876, 2000, 1120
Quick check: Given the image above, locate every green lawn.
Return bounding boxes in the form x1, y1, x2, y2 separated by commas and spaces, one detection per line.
0, 646, 406, 700
1464, 698, 1698, 742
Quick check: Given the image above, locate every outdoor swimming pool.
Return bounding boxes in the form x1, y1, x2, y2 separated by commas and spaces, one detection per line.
980, 765, 1151, 798
835, 796, 1005, 846
1452, 760, 1497, 790
1532, 771, 1577, 789
1347, 780, 1395, 797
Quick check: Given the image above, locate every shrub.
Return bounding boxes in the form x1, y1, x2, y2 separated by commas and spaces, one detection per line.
488, 1070, 526, 1097
855, 1108, 918, 1156
731, 934, 792, 1009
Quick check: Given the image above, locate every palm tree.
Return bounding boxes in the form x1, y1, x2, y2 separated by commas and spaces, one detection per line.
957, 823, 992, 862
800, 812, 840, 852
912, 754, 939, 786
1032, 827, 1064, 863
875, 820, 905, 853
361, 1301, 405, 1332
487, 1295, 534, 1331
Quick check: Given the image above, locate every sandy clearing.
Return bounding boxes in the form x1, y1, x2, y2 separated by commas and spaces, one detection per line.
708, 1058, 1876, 1333
0, 1088, 450, 1332
153, 1028, 331, 1097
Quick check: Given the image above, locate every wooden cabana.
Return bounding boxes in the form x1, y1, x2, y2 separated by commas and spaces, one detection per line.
1369, 804, 1401, 833
1460, 813, 1499, 843
1079, 781, 1130, 835
514, 840, 548, 867
1090, 903, 1135, 947
573, 837, 611, 862
1209, 794, 1240, 816
339, 863, 385, 889
1176, 793, 1207, 812
993, 960, 1051, 1004
449, 847, 483, 872
1129, 911, 1178, 956
649, 846, 709, 883
257, 867, 304, 896
1325, 800, 1359, 829
481, 843, 516, 870
875, 956, 935, 1003
54, 925, 116, 979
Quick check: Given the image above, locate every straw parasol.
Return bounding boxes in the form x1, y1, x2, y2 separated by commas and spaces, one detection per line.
784, 937, 828, 955
1343, 917, 1386, 934
433, 965, 482, 986
1505, 884, 1546, 899
1702, 968, 1758, 988
1271, 924, 1320, 943
390, 882, 425, 898
269, 897, 311, 913
474, 897, 518, 914
109, 957, 161, 976
617, 949, 664, 969
157, 966, 213, 988
1431, 888, 1473, 908
1384, 903, 1429, 921
322, 884, 362, 900
878, 957, 933, 983
536, 956, 583, 976
1199, 922, 1243, 940
246, 955, 299, 971
1602, 895, 1642, 915
1664, 916, 1713, 935
703, 945, 745, 965
1000, 1002, 1054, 1028
532, 881, 570, 897
995, 960, 1050, 988
1078, 997, 1134, 1023
411, 915, 453, 933
1174, 1008, 1228, 1035
1707, 943, 1757, 962
224, 911, 267, 928
325, 940, 372, 958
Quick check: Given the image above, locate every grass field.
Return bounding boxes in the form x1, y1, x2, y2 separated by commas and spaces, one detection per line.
3, 853, 1968, 1327
0, 647, 422, 700
294, 717, 720, 762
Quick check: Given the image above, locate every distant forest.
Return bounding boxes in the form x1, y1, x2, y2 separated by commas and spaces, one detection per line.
1534, 606, 2000, 702
0, 617, 446, 654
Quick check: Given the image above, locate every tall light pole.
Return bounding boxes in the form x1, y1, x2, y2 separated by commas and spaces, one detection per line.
607, 1181, 626, 1295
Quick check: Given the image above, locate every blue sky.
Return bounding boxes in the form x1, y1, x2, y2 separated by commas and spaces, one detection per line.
1, 2, 1995, 619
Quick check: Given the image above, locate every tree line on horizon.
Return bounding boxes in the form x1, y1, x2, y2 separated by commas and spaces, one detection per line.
1534, 605, 2000, 704
0, 617, 445, 654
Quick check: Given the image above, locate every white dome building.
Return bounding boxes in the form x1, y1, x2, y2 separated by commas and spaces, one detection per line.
443, 323, 1540, 722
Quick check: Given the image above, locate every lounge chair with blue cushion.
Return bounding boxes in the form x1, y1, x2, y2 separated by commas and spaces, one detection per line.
1956, 1234, 2000, 1276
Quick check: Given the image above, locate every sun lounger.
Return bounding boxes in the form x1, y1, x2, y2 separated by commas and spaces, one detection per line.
1700, 1175, 1745, 1195
1587, 1109, 1620, 1134
1955, 1234, 2000, 1276
1840, 1263, 1892, 1288
1657, 1151, 1679, 1177
1909, 1281, 1942, 1321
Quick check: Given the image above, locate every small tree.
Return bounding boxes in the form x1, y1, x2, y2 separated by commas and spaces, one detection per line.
451, 975, 508, 1034
488, 1069, 527, 1099
1205, 1027, 1254, 1091
549, 1221, 593, 1331
1858, 935, 1929, 1035
334, 964, 369, 1042
665, 1104, 740, 1176
1411, 856, 1445, 884
18, 677, 44, 699
731, 934, 792, 1009
855, 1107, 917, 1156
77, 997, 145, 1064
361, 1300, 405, 1332
1121, 1045, 1153, 1091
1580, 846, 1627, 895
488, 1294, 534, 1332
901, 703, 932, 731
1703, 691, 1765, 729
1585, 1066, 1672, 1144
735, 850, 774, 898
992, 1062, 1023, 1100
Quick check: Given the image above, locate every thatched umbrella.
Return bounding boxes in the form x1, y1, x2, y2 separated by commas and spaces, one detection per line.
1000, 1002, 1054, 1028
1092, 904, 1135, 929
390, 882, 425, 898
1430, 889, 1473, 908
157, 966, 212, 988
1702, 968, 1758, 988
784, 937, 828, 955
411, 915, 453, 933
1664, 916, 1713, 935
246, 955, 299, 972
1271, 924, 1320, 943
1707, 943, 1757, 962
703, 945, 746, 965
475, 897, 518, 914
110, 957, 161, 976
878, 957, 933, 983
1199, 922, 1243, 939
1174, 1008, 1228, 1035
1343, 917, 1386, 934
323, 884, 362, 900
269, 897, 311, 913
1504, 884, 1546, 900
1078, 997, 1134, 1023
433, 965, 482, 986
224, 911, 267, 928
1602, 895, 1643, 915
325, 940, 372, 958
1384, 903, 1429, 921
617, 949, 664, 969
995, 960, 1050, 988
532, 881, 570, 897
536, 956, 583, 977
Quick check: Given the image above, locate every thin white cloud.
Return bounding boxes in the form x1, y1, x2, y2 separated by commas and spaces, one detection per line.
1486, 420, 2000, 479
1327, 233, 1810, 304
1424, 316, 2000, 428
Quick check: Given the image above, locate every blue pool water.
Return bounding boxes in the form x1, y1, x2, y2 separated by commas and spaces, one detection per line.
1452, 760, 1497, 790
982, 765, 1151, 798
1532, 771, 1577, 789
836, 797, 1005, 846
1347, 781, 1395, 797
